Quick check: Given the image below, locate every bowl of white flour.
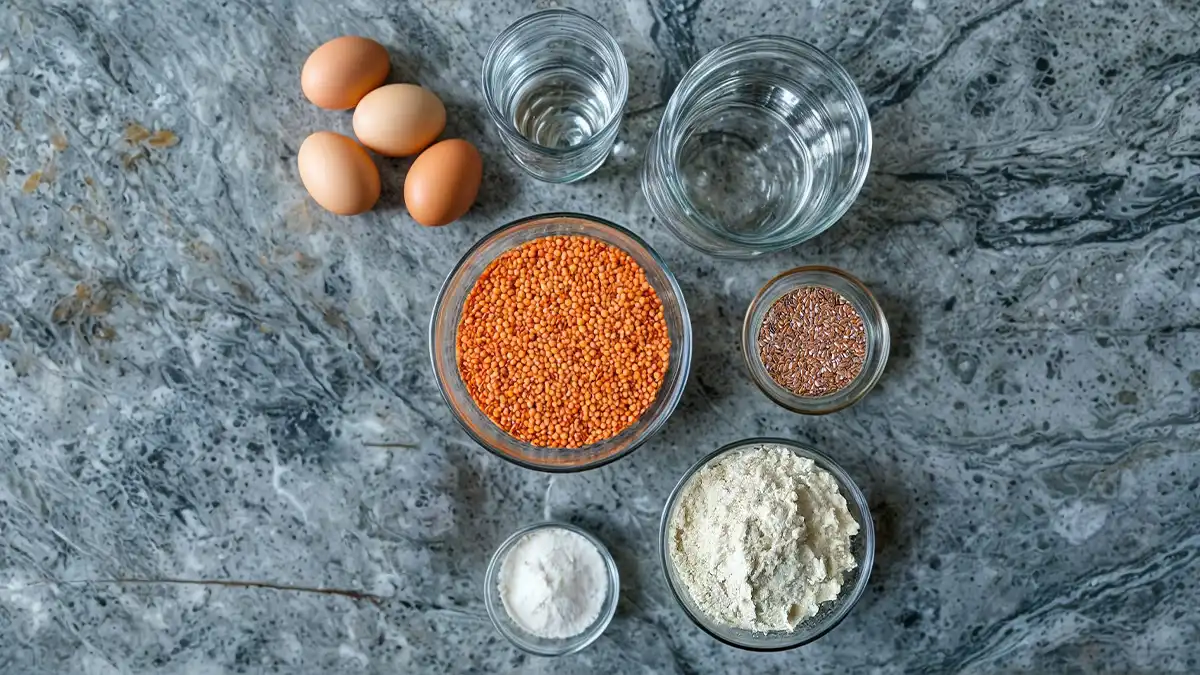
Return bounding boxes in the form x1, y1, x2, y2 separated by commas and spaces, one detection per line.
485, 522, 620, 656
659, 438, 875, 650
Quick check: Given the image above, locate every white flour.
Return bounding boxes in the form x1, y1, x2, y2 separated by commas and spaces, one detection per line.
498, 527, 608, 639
669, 444, 860, 631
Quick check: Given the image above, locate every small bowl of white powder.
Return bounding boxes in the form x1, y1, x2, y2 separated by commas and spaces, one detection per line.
484, 522, 619, 656
659, 438, 875, 650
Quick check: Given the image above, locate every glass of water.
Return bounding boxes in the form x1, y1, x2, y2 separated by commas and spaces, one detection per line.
482, 9, 628, 183
642, 36, 871, 258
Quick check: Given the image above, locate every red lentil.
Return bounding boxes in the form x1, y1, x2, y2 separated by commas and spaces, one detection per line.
456, 235, 671, 448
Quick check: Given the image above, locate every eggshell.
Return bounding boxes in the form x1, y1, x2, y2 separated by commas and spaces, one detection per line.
301, 36, 390, 110
404, 139, 482, 227
297, 131, 381, 215
353, 84, 446, 157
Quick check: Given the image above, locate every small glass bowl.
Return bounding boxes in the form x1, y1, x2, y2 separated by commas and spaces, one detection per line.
429, 213, 693, 472
742, 266, 889, 414
659, 437, 875, 651
484, 522, 620, 656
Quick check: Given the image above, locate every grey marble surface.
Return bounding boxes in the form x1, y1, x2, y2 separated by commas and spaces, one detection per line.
2, 0, 1198, 672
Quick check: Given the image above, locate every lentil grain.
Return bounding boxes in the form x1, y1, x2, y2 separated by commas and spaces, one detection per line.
457, 236, 671, 448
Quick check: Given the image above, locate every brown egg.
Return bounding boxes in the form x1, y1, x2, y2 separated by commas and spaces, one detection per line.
404, 139, 483, 226
353, 84, 446, 157
297, 131, 380, 215
301, 36, 390, 110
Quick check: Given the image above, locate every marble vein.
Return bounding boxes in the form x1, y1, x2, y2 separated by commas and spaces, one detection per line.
0, 0, 1198, 673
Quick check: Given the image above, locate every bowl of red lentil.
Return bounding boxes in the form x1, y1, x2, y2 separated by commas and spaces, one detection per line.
742, 266, 889, 414
430, 213, 693, 471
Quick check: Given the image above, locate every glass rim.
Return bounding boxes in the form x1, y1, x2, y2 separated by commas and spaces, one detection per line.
484, 521, 620, 656
480, 8, 630, 157
658, 35, 867, 134
646, 35, 872, 256
427, 212, 693, 473
742, 266, 890, 414
658, 436, 876, 651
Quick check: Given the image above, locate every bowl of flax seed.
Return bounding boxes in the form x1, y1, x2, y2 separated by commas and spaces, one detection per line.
430, 212, 693, 472
742, 266, 889, 414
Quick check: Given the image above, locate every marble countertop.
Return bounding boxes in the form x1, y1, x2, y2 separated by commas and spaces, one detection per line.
2, 0, 1198, 672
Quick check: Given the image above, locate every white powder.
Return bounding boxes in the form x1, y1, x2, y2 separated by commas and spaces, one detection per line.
498, 527, 609, 639
669, 444, 860, 631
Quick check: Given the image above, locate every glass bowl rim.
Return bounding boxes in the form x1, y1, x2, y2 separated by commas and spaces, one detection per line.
657, 436, 876, 651
741, 265, 890, 414
484, 520, 621, 656
480, 8, 630, 158
428, 211, 693, 472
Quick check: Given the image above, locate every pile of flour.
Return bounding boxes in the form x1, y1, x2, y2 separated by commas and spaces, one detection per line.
669, 444, 860, 631
498, 527, 609, 639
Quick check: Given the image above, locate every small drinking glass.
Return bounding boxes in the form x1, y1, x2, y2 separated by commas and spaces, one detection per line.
482, 9, 628, 183
642, 36, 872, 257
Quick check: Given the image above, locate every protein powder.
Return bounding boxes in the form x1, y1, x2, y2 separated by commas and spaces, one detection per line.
668, 443, 861, 631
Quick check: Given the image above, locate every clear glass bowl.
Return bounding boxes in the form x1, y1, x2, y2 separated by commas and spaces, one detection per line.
659, 437, 875, 651
642, 36, 871, 258
429, 212, 693, 472
742, 266, 889, 414
484, 522, 620, 656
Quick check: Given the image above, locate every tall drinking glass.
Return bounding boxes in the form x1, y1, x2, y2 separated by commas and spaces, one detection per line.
482, 9, 628, 183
